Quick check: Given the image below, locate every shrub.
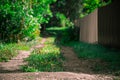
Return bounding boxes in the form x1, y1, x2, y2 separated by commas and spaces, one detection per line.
55, 12, 74, 27
0, 43, 18, 62
0, 0, 56, 42
80, 0, 112, 17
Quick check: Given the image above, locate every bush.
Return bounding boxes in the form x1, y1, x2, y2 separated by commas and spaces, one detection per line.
55, 12, 74, 27
80, 0, 112, 17
0, 0, 56, 42
0, 43, 18, 62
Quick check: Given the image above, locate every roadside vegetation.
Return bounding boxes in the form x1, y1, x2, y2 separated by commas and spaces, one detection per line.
0, 0, 56, 62
0, 0, 111, 62
68, 41, 120, 75
1, 0, 119, 76
0, 38, 42, 62
46, 26, 120, 75
21, 37, 64, 72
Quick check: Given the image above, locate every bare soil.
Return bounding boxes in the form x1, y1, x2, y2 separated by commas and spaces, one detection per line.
0, 38, 46, 73
0, 38, 119, 80
0, 72, 115, 80
61, 46, 116, 80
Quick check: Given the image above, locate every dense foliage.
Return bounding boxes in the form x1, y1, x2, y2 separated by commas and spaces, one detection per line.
81, 0, 112, 17
51, 0, 112, 19
45, 0, 112, 43
0, 0, 112, 43
0, 0, 56, 42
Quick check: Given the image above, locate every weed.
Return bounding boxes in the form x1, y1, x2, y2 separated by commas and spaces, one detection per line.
0, 43, 18, 62
66, 41, 120, 74
0, 38, 42, 62
22, 37, 64, 72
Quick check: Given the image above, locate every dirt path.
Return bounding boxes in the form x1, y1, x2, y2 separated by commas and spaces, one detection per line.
0, 38, 46, 73
0, 72, 115, 80
0, 39, 118, 80
61, 46, 116, 80
61, 46, 92, 73
61, 46, 98, 73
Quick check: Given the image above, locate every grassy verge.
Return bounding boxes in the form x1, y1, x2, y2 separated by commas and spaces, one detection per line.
67, 41, 120, 75
45, 26, 120, 75
0, 37, 42, 62
0, 43, 30, 62
21, 37, 64, 72
46, 27, 79, 44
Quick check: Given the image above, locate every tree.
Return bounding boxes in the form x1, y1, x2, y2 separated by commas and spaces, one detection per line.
0, 0, 56, 42
49, 0, 111, 21
81, 0, 112, 17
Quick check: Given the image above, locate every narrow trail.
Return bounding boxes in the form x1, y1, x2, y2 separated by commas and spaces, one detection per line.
61, 46, 92, 73
0, 72, 114, 80
0, 38, 46, 73
61, 46, 115, 80
0, 38, 118, 80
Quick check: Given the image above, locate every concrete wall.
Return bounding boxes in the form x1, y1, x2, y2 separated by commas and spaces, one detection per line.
79, 9, 98, 43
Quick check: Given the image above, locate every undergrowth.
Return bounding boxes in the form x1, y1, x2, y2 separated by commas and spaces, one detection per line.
67, 41, 120, 74
0, 37, 42, 62
45, 26, 120, 75
21, 37, 64, 72
46, 26, 79, 44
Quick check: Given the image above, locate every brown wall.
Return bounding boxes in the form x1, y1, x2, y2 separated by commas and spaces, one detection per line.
77, 0, 120, 48
79, 9, 98, 43
98, 0, 120, 47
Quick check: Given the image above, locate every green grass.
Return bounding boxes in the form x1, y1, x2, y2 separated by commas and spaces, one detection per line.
66, 41, 120, 74
0, 43, 30, 62
0, 43, 18, 62
44, 37, 56, 44
46, 26, 79, 44
0, 37, 42, 62
21, 37, 64, 72
46, 27, 69, 31
46, 27, 70, 36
